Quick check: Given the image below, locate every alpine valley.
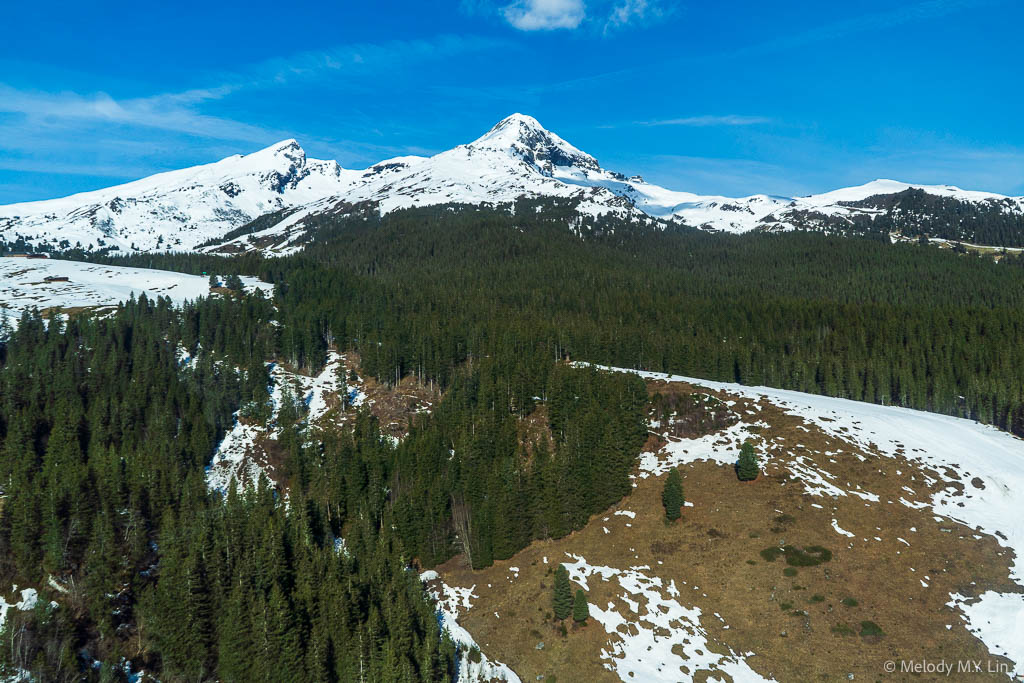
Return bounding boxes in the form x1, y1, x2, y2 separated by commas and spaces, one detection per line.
3, 114, 1024, 256
3, 114, 1024, 683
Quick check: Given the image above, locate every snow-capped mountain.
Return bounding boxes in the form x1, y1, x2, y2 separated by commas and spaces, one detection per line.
3, 114, 1023, 255
0, 140, 354, 252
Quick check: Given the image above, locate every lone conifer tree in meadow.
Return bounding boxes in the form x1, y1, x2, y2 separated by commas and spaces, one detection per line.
662, 467, 684, 521
737, 440, 760, 481
573, 589, 589, 624
553, 565, 572, 620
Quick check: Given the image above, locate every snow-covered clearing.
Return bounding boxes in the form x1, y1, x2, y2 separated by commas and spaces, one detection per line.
561, 554, 773, 682
0, 257, 269, 327
594, 364, 1024, 675
419, 571, 521, 683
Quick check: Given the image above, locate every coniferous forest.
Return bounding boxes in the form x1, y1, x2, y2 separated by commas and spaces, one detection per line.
3, 203, 1024, 680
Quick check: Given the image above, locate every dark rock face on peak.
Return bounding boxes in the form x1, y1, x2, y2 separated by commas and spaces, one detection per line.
472, 113, 601, 173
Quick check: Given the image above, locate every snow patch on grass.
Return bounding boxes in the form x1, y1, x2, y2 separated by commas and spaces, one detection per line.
560, 554, 773, 682
419, 571, 520, 683
947, 591, 1024, 678
0, 258, 212, 325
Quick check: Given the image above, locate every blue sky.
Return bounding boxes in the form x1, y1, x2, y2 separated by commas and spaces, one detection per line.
2, 0, 1022, 203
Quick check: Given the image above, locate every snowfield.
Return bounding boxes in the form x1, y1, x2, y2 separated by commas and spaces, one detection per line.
0, 257, 209, 317
0, 139, 349, 253
596, 364, 1024, 677
0, 257, 269, 327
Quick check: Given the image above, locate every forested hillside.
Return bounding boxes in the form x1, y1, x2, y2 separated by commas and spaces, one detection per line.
89, 203, 1024, 436
777, 187, 1024, 246
5, 202, 1024, 680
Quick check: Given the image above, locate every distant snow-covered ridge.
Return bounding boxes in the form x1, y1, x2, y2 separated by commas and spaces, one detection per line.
3, 114, 1022, 255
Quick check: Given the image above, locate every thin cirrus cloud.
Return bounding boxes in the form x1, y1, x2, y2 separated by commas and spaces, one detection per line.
0, 34, 509, 165
636, 115, 772, 127
605, 0, 663, 32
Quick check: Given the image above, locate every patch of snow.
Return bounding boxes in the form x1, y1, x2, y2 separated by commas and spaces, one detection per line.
419, 572, 520, 683
831, 519, 855, 538
560, 554, 773, 682
948, 592, 1024, 678
206, 351, 353, 492
0, 587, 39, 630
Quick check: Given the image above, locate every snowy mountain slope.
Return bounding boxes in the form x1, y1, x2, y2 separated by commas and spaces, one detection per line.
208, 114, 799, 252
0, 140, 355, 253
4, 114, 1024, 255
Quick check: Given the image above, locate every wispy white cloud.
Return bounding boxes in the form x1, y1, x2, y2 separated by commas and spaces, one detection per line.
636, 115, 772, 127
0, 34, 511, 196
502, 0, 586, 30
490, 0, 665, 32
0, 35, 507, 142
604, 0, 666, 32
0, 84, 282, 143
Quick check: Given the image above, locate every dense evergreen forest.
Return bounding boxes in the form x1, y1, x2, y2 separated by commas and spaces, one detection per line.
0, 297, 463, 681
85, 203, 1024, 436
4, 202, 1024, 680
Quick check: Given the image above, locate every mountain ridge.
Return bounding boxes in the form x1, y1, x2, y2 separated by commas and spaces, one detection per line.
3, 113, 1023, 254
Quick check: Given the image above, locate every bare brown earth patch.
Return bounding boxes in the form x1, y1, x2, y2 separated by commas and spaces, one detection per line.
437, 380, 1019, 682
212, 352, 442, 490
309, 351, 440, 441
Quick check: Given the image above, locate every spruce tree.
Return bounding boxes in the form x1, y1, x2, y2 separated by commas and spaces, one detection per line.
737, 441, 760, 481
552, 565, 572, 620
573, 589, 589, 624
662, 468, 684, 521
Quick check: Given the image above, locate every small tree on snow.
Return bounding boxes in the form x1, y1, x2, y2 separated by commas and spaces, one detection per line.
662, 467, 684, 521
573, 589, 589, 624
737, 441, 760, 481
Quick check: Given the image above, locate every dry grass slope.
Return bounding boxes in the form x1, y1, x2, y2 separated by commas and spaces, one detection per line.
437, 380, 1018, 682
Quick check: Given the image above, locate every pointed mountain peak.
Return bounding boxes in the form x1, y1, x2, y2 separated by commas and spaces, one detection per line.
470, 113, 599, 173
488, 112, 549, 134
246, 138, 305, 162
